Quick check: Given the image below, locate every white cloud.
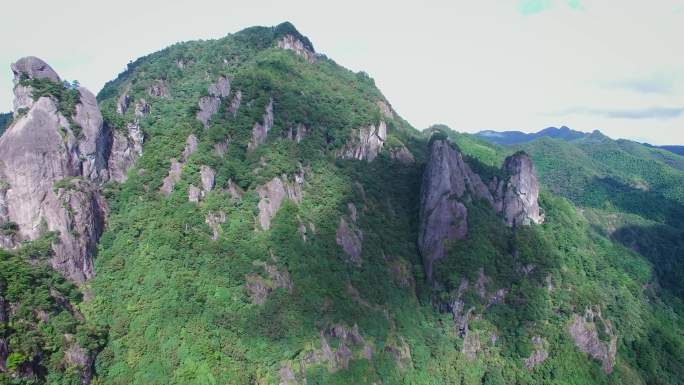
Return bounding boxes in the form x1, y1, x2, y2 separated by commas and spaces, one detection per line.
1, 0, 682, 144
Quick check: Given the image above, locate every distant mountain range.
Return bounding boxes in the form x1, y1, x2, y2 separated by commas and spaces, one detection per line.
475, 126, 684, 156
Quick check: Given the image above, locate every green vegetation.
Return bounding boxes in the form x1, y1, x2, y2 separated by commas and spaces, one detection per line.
2, 23, 682, 385
0, 236, 105, 385
19, 77, 83, 137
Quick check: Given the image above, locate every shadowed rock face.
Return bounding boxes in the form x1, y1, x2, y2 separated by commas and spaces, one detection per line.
248, 99, 274, 150
418, 139, 492, 281
495, 152, 543, 226
0, 57, 109, 283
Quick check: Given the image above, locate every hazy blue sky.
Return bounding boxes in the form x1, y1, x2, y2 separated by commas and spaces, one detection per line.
2, 0, 683, 144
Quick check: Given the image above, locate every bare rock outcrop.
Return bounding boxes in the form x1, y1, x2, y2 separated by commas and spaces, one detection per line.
196, 76, 231, 128
417, 138, 492, 281
494, 152, 544, 226
147, 79, 169, 98
277, 34, 316, 63
524, 336, 549, 369
228, 90, 242, 117
159, 134, 198, 196
336, 203, 363, 264
336, 121, 387, 162
286, 123, 308, 143
10, 56, 60, 82
0, 57, 109, 284
389, 144, 415, 164
256, 172, 303, 230
107, 123, 144, 182
205, 211, 226, 241
245, 260, 293, 305
568, 307, 617, 373
248, 98, 274, 151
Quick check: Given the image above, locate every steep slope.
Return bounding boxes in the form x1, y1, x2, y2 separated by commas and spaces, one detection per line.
0, 22, 682, 385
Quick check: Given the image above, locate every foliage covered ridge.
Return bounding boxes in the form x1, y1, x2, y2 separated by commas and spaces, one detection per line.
0, 23, 682, 385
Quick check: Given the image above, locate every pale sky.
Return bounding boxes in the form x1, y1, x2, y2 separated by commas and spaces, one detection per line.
2, 0, 683, 145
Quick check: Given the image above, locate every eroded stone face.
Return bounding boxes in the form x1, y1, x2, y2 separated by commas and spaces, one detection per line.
495, 152, 544, 226
256, 173, 303, 230
248, 98, 274, 151
0, 59, 110, 284
336, 121, 387, 162
277, 34, 316, 63
568, 308, 617, 373
418, 139, 492, 281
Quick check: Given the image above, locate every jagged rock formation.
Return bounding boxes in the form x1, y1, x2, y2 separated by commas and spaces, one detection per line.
205, 211, 226, 241
160, 134, 197, 196
228, 90, 242, 117
336, 203, 363, 264
493, 152, 544, 226
417, 138, 492, 280
524, 336, 549, 369
248, 98, 274, 150
277, 34, 316, 63
147, 79, 169, 98
196, 75, 230, 128
389, 144, 415, 164
569, 307, 617, 373
285, 123, 307, 143
0, 57, 109, 283
245, 259, 293, 304
418, 138, 543, 281
256, 172, 303, 230
336, 121, 387, 162
107, 123, 144, 182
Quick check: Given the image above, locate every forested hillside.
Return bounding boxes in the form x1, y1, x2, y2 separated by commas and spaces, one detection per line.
0, 23, 681, 385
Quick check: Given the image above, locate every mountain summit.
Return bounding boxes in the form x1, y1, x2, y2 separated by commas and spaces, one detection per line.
0, 23, 681, 385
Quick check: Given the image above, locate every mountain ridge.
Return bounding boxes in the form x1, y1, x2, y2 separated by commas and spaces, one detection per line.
0, 22, 681, 385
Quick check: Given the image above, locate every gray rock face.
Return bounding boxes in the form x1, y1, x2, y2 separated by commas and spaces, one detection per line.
116, 89, 131, 115
196, 76, 231, 128
188, 185, 201, 203
524, 336, 549, 369
74, 87, 108, 181
376, 100, 394, 119
336, 216, 363, 264
245, 260, 293, 304
286, 124, 307, 143
12, 84, 34, 113
134, 99, 150, 118
256, 173, 303, 230
196, 96, 219, 128
495, 152, 543, 226
248, 99, 274, 150
147, 79, 169, 98
228, 90, 242, 117
0, 58, 110, 284
107, 123, 144, 183
205, 211, 226, 241
11, 56, 60, 82
417, 139, 492, 281
389, 145, 415, 164
200, 165, 215, 192
336, 121, 387, 162
277, 34, 316, 63
569, 308, 617, 373
160, 159, 183, 196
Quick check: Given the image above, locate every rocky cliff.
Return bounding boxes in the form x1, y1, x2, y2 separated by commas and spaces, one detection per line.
0, 57, 132, 283
418, 137, 542, 281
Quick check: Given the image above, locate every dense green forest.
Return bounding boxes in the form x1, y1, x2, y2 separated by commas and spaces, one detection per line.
1, 23, 682, 385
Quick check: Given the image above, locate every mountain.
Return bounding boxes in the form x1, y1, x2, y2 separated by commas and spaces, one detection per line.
476, 126, 684, 158
0, 22, 682, 385
475, 126, 589, 145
